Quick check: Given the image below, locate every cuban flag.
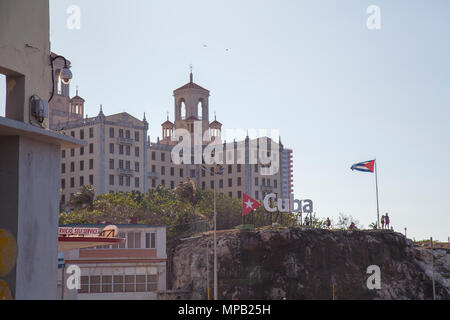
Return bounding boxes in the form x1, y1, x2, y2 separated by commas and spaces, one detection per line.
351, 160, 375, 173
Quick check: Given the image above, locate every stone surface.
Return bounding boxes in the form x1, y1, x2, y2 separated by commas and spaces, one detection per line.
169, 228, 450, 300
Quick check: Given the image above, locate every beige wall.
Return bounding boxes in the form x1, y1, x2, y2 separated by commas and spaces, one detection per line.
0, 0, 51, 127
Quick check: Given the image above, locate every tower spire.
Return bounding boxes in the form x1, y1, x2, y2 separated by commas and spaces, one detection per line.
189, 64, 193, 83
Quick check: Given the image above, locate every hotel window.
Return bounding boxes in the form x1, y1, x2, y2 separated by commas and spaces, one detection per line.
135, 147, 139, 157
228, 165, 232, 174
70, 149, 75, 157
255, 177, 259, 186
126, 161, 130, 170
136, 275, 145, 292
80, 160, 84, 171
237, 164, 241, 173
147, 275, 158, 292
62, 150, 66, 158
170, 167, 174, 176
145, 232, 156, 249
89, 175, 94, 185
119, 145, 124, 155
70, 162, 75, 172
171, 181, 175, 189
126, 130, 130, 139
254, 164, 258, 173
109, 175, 114, 186
161, 153, 166, 162
119, 175, 124, 186
110, 143, 114, 154
135, 177, 139, 188
80, 129, 84, 140
152, 152, 156, 160
152, 179, 156, 188
202, 182, 206, 189
151, 165, 156, 172
102, 276, 112, 293
210, 181, 214, 189
113, 276, 124, 293
210, 167, 214, 176
237, 177, 242, 186
238, 191, 242, 198
127, 232, 141, 249
255, 191, 259, 200
61, 163, 66, 174
180, 168, 184, 177
119, 160, 124, 169
274, 180, 278, 188
135, 162, 139, 172
89, 159, 94, 170
89, 127, 94, 138
79, 276, 89, 294
79, 176, 84, 186
135, 131, 139, 141
70, 178, 75, 188
201, 169, 205, 177
161, 180, 166, 187
161, 167, 166, 176
89, 143, 94, 154
80, 147, 84, 156
110, 159, 114, 170
126, 176, 131, 187
70, 131, 75, 138
190, 170, 195, 178
228, 178, 233, 187
262, 178, 266, 186
61, 179, 65, 189
119, 129, 123, 138
109, 127, 114, 138
219, 179, 223, 188
126, 146, 131, 156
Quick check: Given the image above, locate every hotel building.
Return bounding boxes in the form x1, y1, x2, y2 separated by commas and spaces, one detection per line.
58, 224, 167, 300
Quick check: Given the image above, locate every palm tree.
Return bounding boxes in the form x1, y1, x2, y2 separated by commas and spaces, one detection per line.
69, 185, 95, 211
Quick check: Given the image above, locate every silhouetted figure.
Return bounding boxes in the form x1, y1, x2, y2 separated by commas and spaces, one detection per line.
385, 213, 390, 229
381, 215, 385, 229
326, 217, 331, 229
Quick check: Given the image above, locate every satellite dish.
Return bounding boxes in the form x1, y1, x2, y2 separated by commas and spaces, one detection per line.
101, 225, 118, 238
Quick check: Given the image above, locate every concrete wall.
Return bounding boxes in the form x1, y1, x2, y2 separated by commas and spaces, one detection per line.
0, 0, 51, 126
0, 136, 60, 299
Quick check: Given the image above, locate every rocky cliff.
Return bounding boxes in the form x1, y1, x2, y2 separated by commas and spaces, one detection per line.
169, 228, 449, 300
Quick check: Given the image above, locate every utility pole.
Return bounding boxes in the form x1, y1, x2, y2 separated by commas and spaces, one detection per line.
213, 169, 218, 300
431, 237, 436, 300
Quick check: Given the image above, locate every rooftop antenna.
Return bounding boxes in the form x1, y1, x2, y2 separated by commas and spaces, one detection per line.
190, 64, 193, 83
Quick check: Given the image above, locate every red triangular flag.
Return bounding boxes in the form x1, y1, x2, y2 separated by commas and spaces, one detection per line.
242, 193, 261, 217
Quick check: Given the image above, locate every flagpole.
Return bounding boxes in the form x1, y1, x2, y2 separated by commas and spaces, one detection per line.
374, 159, 380, 229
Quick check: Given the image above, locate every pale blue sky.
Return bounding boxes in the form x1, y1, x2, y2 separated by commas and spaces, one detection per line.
1, 0, 449, 240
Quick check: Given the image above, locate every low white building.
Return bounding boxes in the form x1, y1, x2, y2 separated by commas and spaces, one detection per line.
58, 224, 167, 300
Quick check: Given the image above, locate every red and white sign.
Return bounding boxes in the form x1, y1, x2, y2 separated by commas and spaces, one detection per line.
242, 193, 262, 217
58, 227, 100, 236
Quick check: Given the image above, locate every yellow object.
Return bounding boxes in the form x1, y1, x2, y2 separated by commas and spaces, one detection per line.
0, 229, 18, 277
0, 280, 13, 300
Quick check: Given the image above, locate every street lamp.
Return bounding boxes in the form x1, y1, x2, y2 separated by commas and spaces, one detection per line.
48, 55, 72, 102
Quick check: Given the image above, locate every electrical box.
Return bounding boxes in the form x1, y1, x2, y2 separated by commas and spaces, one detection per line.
30, 95, 49, 121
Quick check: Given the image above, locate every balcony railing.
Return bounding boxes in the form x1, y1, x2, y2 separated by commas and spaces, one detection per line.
118, 168, 134, 176
147, 172, 160, 178
118, 137, 134, 145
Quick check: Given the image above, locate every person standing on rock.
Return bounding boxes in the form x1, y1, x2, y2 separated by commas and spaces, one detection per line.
381, 215, 385, 229
304, 216, 310, 226
385, 213, 390, 229
326, 218, 331, 229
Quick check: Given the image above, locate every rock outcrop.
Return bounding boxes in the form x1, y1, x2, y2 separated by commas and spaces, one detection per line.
169, 228, 449, 300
